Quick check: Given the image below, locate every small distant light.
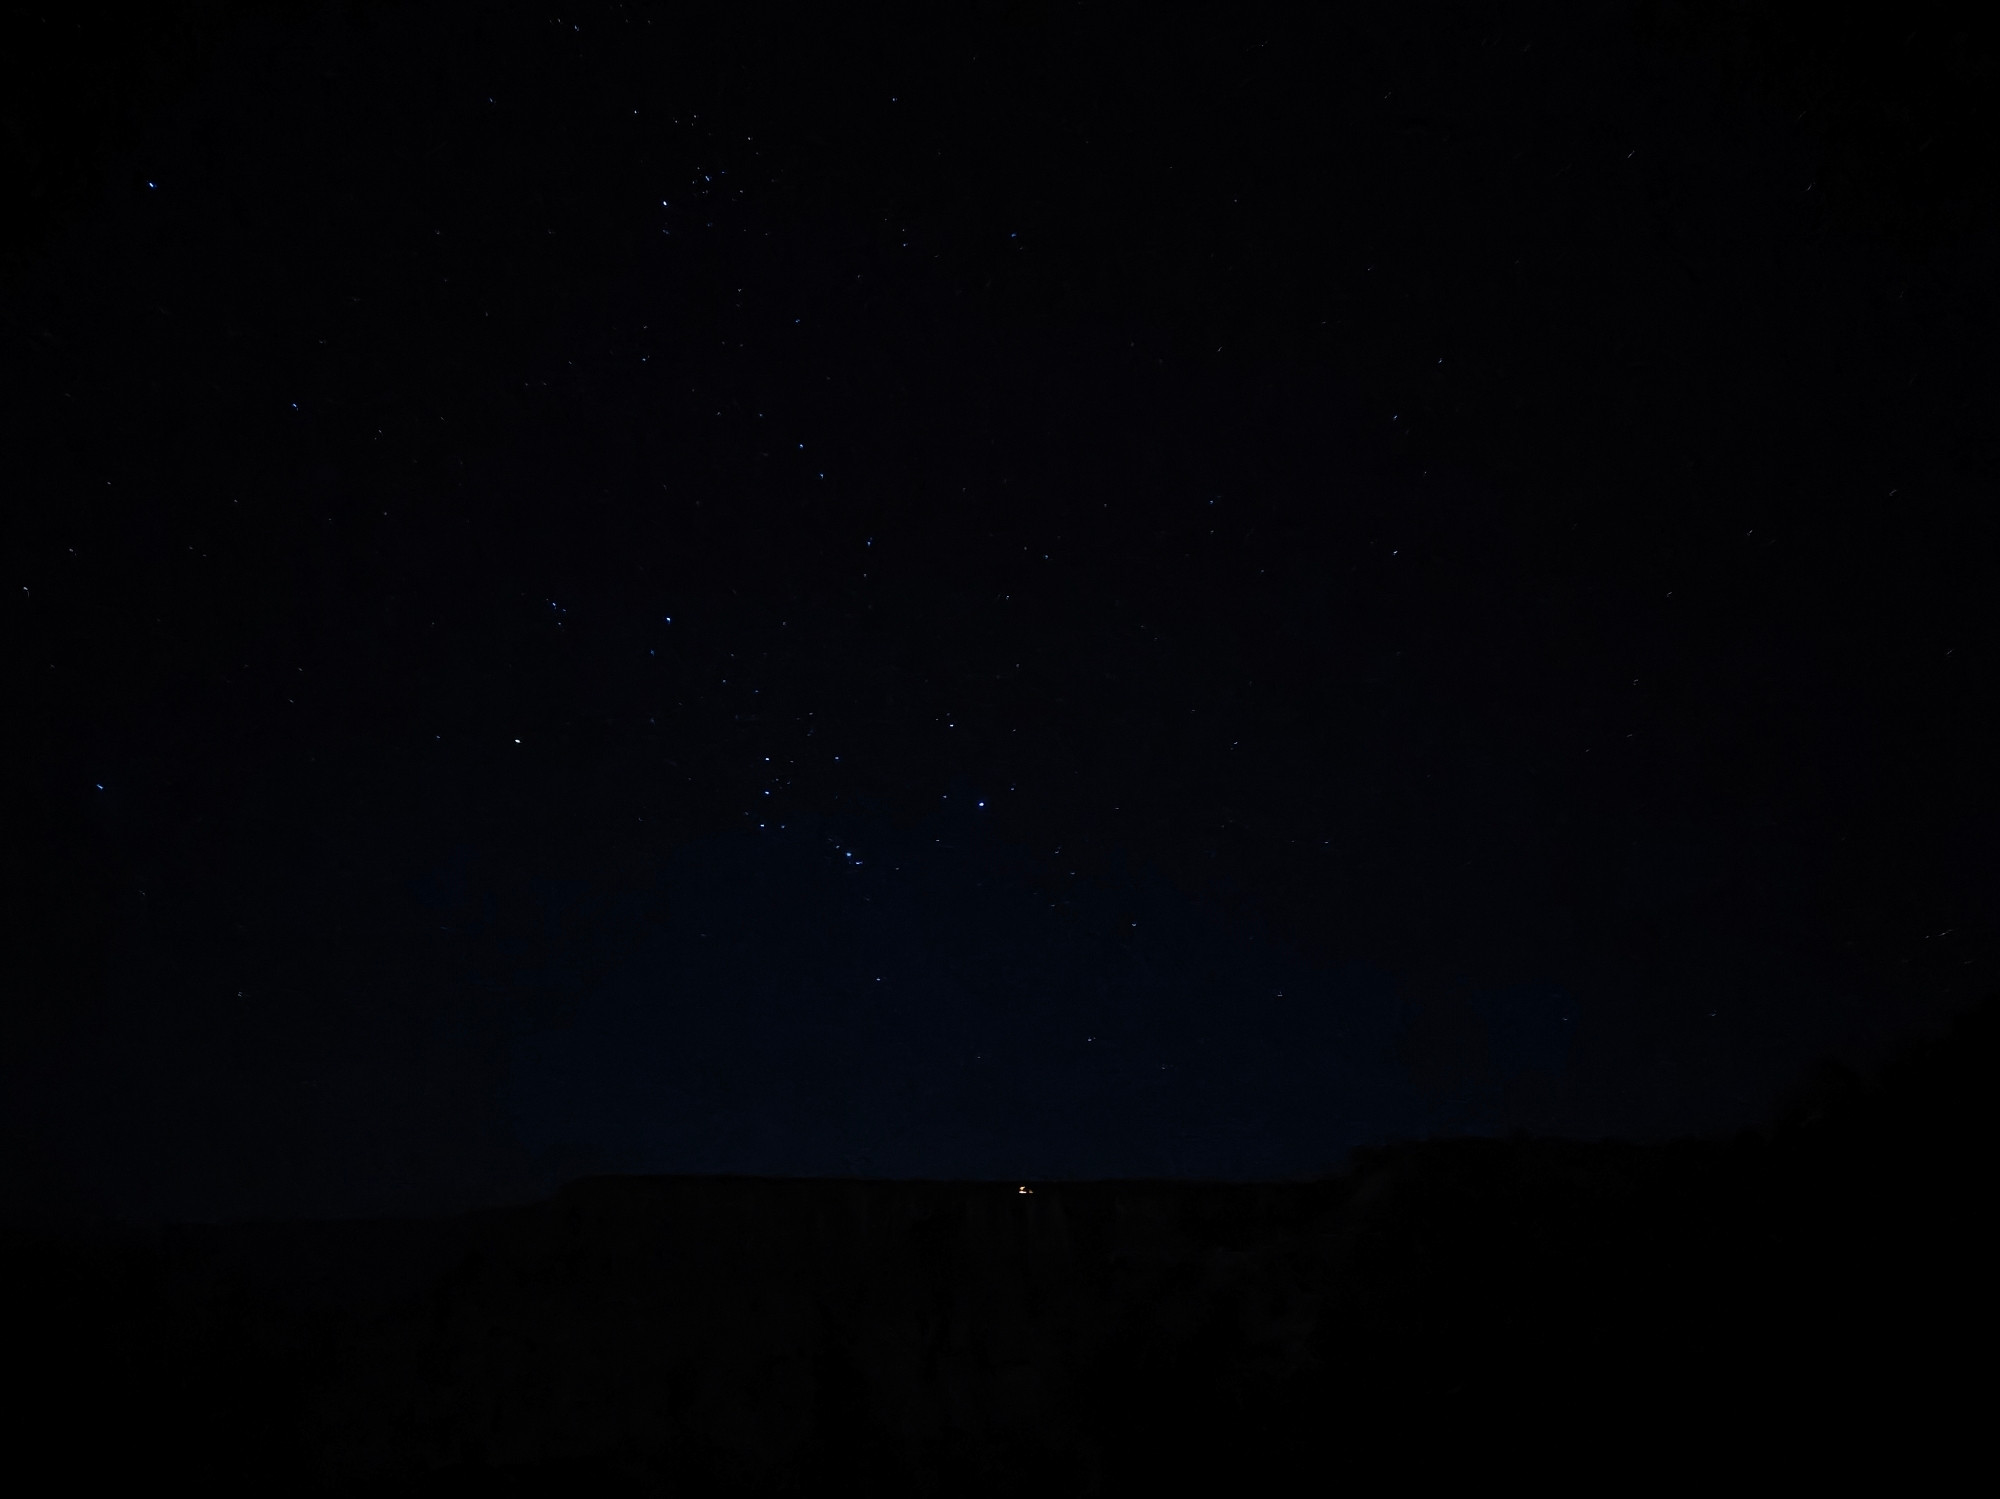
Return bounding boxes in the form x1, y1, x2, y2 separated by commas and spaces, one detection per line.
96, 784, 104, 790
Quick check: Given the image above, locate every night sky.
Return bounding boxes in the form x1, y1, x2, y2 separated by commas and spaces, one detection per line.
5, 1, 1994, 1225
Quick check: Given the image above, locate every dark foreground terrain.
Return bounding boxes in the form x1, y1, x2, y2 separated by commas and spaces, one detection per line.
8, 995, 1992, 1494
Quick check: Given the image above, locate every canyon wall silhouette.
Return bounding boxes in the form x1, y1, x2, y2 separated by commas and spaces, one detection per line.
5, 993, 1988, 1493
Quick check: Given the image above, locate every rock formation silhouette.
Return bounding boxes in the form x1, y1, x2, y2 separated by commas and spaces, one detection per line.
5, 992, 1987, 1492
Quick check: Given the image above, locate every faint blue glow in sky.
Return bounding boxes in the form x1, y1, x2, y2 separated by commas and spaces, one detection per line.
493, 791, 1576, 1181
